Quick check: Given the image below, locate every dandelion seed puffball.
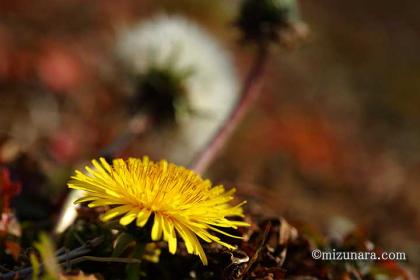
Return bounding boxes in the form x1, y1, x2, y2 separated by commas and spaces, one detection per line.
116, 15, 239, 165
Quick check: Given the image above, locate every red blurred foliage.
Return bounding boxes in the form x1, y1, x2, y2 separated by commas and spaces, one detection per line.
373, 248, 413, 278
0, 168, 21, 215
2, 50, 35, 82
241, 106, 344, 177
0, 168, 21, 235
48, 130, 81, 164
37, 44, 84, 93
0, 25, 11, 79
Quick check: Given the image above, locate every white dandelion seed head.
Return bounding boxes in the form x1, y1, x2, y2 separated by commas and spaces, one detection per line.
116, 15, 239, 165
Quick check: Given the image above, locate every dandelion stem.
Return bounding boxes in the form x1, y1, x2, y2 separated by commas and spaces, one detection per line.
191, 44, 268, 174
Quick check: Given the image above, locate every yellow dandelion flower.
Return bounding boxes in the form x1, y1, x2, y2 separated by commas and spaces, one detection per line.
68, 157, 249, 265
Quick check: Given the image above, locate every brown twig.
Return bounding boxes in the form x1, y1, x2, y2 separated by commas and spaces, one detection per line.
238, 221, 272, 279
65, 256, 142, 266
190, 44, 269, 174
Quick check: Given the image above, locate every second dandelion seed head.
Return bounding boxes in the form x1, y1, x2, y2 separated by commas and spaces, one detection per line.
116, 15, 238, 125
236, 0, 308, 46
115, 15, 239, 164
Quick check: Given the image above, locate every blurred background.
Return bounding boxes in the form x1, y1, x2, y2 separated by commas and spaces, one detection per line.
0, 0, 419, 276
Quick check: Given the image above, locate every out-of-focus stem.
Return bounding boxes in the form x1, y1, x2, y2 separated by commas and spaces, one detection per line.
191, 45, 268, 174
101, 114, 153, 157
